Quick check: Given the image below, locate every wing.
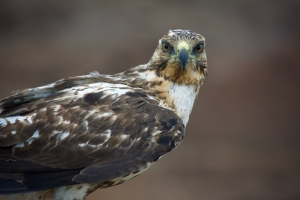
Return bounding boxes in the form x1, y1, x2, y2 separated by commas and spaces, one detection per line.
0, 74, 104, 112
0, 81, 185, 193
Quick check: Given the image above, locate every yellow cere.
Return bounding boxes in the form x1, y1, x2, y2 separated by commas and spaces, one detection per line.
177, 41, 190, 52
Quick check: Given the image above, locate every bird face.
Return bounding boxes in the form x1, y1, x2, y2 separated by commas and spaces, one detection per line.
150, 30, 207, 85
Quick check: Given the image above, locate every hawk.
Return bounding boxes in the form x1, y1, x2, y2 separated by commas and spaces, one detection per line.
0, 29, 207, 200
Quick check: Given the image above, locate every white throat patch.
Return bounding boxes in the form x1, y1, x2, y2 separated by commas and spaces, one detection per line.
168, 84, 197, 125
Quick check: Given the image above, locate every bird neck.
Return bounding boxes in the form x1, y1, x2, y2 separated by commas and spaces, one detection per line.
113, 65, 201, 125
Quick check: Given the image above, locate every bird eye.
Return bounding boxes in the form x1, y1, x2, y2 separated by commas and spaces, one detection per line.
195, 42, 204, 53
162, 42, 169, 52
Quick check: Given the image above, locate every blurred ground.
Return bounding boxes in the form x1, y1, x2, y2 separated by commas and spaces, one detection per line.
0, 1, 299, 200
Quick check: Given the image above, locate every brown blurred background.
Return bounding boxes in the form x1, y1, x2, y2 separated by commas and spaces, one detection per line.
0, 1, 299, 200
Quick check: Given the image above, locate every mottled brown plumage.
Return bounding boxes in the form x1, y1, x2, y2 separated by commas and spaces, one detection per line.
0, 29, 207, 200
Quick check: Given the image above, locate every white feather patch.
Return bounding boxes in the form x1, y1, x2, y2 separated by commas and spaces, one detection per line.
168, 84, 197, 125
2, 114, 36, 125
0, 118, 7, 127
59, 132, 69, 140
5, 116, 20, 124
151, 130, 162, 136
138, 70, 157, 81
49, 130, 60, 138
15, 143, 24, 148
26, 130, 40, 145
53, 184, 91, 200
52, 105, 61, 112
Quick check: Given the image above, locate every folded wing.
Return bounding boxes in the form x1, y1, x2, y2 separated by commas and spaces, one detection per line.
0, 80, 185, 194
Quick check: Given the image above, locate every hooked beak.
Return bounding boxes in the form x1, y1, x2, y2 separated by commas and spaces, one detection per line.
179, 48, 188, 70
177, 41, 190, 70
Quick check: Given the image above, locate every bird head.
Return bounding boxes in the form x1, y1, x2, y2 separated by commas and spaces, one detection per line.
149, 29, 207, 85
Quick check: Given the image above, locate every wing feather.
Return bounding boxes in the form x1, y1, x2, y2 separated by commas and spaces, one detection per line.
0, 75, 105, 114
0, 81, 185, 193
